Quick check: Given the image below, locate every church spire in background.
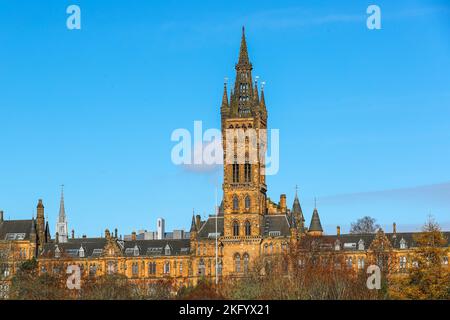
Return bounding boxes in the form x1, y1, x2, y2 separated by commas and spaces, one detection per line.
58, 185, 66, 222
56, 185, 68, 243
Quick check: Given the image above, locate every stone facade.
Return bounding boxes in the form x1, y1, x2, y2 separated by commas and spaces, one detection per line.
1, 29, 449, 296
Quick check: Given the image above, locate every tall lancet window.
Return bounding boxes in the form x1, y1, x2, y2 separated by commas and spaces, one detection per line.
245, 196, 251, 209
245, 220, 251, 236
233, 195, 239, 211
233, 221, 240, 236
244, 161, 251, 182
232, 160, 240, 183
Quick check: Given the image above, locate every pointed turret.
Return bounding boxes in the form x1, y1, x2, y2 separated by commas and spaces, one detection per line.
308, 207, 323, 236
292, 189, 305, 233
190, 211, 198, 242
221, 82, 229, 108
190, 213, 197, 233
237, 26, 250, 66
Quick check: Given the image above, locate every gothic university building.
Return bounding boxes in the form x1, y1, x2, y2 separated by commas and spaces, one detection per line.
0, 29, 449, 294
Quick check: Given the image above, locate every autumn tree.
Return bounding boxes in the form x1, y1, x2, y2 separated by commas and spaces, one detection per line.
389, 218, 449, 299
221, 236, 378, 300
9, 258, 68, 300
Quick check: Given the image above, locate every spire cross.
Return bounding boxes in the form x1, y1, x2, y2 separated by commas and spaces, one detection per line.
314, 197, 317, 208
295, 185, 299, 196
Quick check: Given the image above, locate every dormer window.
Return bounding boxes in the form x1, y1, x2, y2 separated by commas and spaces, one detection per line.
133, 245, 139, 256
79, 246, 85, 258
335, 241, 341, 251
165, 244, 171, 256
358, 239, 365, 251
400, 238, 407, 249
55, 245, 61, 258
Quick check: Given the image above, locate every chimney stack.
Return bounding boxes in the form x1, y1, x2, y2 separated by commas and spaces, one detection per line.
131, 231, 136, 241
71, 229, 75, 239
114, 228, 118, 238
337, 226, 341, 236
280, 194, 287, 212
82, 234, 86, 238
393, 222, 397, 234
0, 210, 3, 222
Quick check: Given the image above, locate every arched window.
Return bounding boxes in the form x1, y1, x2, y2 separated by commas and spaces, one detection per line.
148, 262, 156, 275
244, 161, 251, 182
233, 195, 239, 211
132, 262, 139, 276
263, 243, 268, 255
232, 160, 239, 183
164, 261, 170, 274
357, 257, 365, 270
245, 196, 251, 209
198, 258, 205, 276
243, 253, 249, 274
233, 221, 240, 236
234, 253, 241, 273
245, 220, 251, 236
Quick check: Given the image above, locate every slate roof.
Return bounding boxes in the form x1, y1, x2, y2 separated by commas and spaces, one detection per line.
264, 215, 291, 237
197, 216, 224, 239
320, 231, 450, 250
41, 238, 107, 258
0, 219, 34, 241
309, 208, 323, 232
123, 239, 191, 256
40, 238, 191, 258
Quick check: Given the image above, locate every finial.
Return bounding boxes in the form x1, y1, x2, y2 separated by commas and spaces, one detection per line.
255, 75, 259, 84
242, 25, 245, 36
224, 77, 228, 86
295, 185, 298, 197
314, 197, 317, 208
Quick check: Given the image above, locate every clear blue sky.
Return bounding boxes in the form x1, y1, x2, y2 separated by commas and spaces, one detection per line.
1, 0, 449, 237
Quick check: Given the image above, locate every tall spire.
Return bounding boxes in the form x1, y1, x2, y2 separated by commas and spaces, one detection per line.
190, 211, 197, 232
237, 26, 250, 66
221, 81, 229, 108
56, 185, 68, 243
260, 82, 266, 112
58, 184, 66, 223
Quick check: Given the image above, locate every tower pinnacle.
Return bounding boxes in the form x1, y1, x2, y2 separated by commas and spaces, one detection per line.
237, 26, 250, 66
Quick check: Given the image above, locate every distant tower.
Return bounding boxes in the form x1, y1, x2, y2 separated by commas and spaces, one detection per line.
157, 217, 165, 240
56, 185, 68, 243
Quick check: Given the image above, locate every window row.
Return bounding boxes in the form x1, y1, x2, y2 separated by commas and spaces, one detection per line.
232, 163, 252, 183
232, 195, 251, 210
232, 220, 252, 236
